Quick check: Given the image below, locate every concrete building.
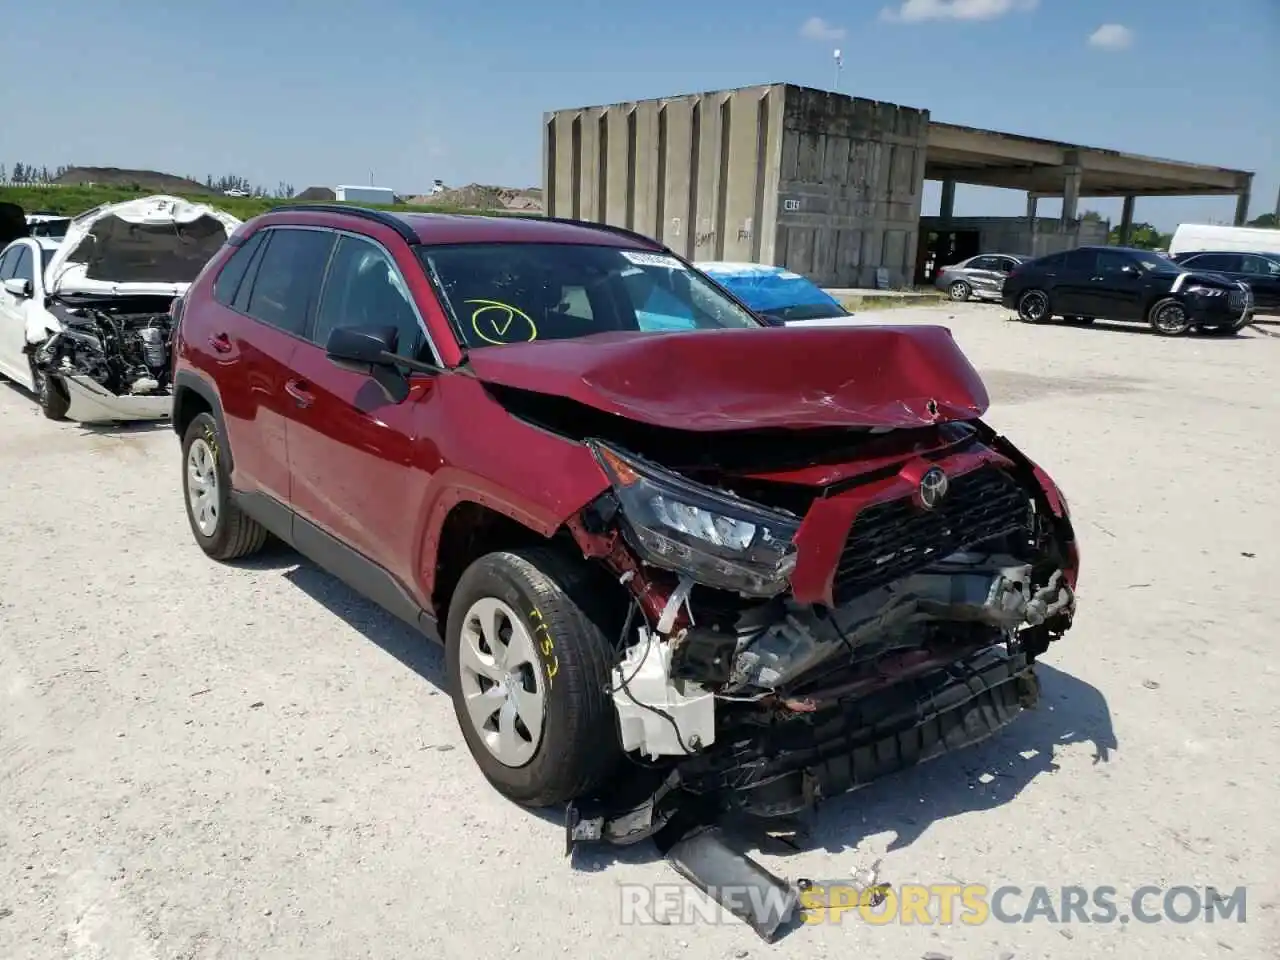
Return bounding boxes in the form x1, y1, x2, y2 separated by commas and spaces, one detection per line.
542, 84, 1255, 288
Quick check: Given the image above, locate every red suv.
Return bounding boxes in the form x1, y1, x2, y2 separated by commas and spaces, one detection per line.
172, 204, 1079, 848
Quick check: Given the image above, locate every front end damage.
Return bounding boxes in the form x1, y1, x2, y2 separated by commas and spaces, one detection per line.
560, 423, 1078, 938
31, 295, 177, 423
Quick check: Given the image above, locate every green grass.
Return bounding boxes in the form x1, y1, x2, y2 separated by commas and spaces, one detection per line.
0, 184, 501, 220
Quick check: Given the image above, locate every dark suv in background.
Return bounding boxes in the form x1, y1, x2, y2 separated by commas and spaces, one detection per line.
169, 204, 1078, 857
1002, 245, 1253, 335
1170, 250, 1280, 315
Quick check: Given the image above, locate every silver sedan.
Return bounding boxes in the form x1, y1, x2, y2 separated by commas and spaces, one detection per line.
934, 253, 1029, 302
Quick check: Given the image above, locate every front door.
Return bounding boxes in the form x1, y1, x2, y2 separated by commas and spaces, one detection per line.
284, 232, 441, 599
1088, 249, 1146, 320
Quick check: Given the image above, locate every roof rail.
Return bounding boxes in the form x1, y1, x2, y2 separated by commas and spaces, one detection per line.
267, 202, 419, 244
503, 214, 673, 255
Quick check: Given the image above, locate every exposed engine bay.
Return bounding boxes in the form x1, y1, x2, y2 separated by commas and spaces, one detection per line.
35, 294, 175, 399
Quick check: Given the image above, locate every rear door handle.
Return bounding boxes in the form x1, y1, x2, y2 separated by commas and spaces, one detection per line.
209, 333, 232, 353
284, 378, 315, 408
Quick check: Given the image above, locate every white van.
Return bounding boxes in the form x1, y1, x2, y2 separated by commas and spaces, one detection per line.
1169, 222, 1280, 257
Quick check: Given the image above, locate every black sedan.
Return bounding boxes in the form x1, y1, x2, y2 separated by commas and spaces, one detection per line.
1001, 245, 1253, 336
1170, 250, 1280, 315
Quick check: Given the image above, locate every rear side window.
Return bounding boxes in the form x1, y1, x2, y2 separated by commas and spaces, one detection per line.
1063, 249, 1095, 272
213, 231, 266, 306
1036, 252, 1067, 269
244, 228, 335, 337
1187, 253, 1238, 272
968, 256, 999, 271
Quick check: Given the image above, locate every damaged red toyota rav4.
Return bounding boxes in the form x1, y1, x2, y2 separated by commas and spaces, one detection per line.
171, 205, 1078, 862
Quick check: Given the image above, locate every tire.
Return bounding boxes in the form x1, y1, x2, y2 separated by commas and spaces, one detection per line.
1199, 325, 1239, 337
445, 547, 621, 807
181, 411, 268, 561
948, 280, 971, 302
1017, 289, 1051, 324
32, 364, 69, 421
1148, 297, 1192, 336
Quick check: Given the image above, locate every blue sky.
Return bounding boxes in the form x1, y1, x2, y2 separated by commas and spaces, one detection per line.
9, 0, 1277, 230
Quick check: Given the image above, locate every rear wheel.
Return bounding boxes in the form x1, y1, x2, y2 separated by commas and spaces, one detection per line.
445, 547, 621, 807
948, 280, 971, 302
182, 412, 268, 560
1017, 289, 1051, 324
1148, 297, 1192, 336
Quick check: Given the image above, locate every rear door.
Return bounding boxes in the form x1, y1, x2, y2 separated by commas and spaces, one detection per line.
207, 226, 335, 507
1051, 249, 1097, 315
0, 244, 36, 382
284, 230, 442, 598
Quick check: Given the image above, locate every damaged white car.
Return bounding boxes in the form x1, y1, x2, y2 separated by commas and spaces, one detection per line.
0, 195, 240, 422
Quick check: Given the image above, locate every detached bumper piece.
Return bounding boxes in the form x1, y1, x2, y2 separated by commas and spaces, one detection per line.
565, 646, 1040, 941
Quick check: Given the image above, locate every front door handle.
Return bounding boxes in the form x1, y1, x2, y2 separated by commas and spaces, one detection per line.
284, 378, 315, 408
209, 332, 232, 353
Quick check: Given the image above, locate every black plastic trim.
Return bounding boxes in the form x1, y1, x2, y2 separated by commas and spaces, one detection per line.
171, 371, 234, 473
233, 489, 441, 642
267, 203, 420, 244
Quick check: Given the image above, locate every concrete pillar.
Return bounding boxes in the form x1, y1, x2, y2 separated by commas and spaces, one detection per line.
1061, 159, 1083, 225
1119, 195, 1135, 245
1026, 193, 1038, 223
939, 179, 956, 225
1234, 181, 1252, 226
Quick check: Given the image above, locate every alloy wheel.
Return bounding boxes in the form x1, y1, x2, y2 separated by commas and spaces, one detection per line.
186, 438, 220, 537
456, 597, 547, 767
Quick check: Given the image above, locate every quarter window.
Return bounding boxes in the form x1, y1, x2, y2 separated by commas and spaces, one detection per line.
1063, 249, 1096, 272
1240, 255, 1280, 277
213, 231, 266, 306
244, 228, 336, 337
314, 235, 426, 360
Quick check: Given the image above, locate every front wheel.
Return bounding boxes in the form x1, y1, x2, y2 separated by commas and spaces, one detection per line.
1148, 297, 1192, 336
445, 547, 621, 807
31, 363, 69, 421
1017, 289, 1051, 324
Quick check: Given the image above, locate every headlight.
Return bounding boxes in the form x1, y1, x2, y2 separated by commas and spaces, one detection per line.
1186, 285, 1225, 297
589, 441, 800, 597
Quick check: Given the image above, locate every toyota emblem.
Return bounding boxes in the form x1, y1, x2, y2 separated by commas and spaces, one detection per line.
918, 467, 949, 510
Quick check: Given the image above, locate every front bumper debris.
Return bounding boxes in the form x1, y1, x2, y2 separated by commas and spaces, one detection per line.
60, 374, 172, 423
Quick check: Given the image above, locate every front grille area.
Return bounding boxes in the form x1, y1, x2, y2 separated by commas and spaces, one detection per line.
831, 465, 1030, 604
1228, 288, 1248, 313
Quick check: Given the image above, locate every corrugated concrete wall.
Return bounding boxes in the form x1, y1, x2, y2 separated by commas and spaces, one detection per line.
919, 216, 1111, 257
543, 84, 930, 287
773, 88, 929, 289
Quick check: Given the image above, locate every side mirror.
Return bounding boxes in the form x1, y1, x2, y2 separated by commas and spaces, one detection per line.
3, 277, 32, 298
325, 324, 410, 403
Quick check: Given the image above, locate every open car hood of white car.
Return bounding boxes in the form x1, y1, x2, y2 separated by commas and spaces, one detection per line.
45, 194, 242, 297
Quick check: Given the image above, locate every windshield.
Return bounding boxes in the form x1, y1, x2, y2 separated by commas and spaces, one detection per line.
417, 243, 761, 348
29, 218, 71, 239
700, 267, 847, 322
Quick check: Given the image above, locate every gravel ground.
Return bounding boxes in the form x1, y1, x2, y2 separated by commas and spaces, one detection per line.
1, 304, 1277, 960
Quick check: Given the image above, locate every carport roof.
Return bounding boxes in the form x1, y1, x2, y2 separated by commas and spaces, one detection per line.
926, 121, 1252, 198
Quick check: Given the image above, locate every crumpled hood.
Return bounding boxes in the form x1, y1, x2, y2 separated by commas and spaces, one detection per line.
466, 325, 990, 430
45, 194, 241, 297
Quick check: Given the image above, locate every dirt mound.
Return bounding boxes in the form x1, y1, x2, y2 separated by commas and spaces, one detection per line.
52, 167, 207, 193
294, 186, 336, 202
421, 184, 542, 211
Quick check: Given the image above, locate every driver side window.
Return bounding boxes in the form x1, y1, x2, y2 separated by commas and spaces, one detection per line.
314, 235, 427, 361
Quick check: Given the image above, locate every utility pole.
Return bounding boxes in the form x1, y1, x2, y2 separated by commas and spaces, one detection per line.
833, 49, 843, 92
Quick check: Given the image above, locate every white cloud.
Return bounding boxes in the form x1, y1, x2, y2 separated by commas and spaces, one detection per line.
880, 0, 1037, 23
799, 16, 846, 41
1088, 23, 1134, 50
